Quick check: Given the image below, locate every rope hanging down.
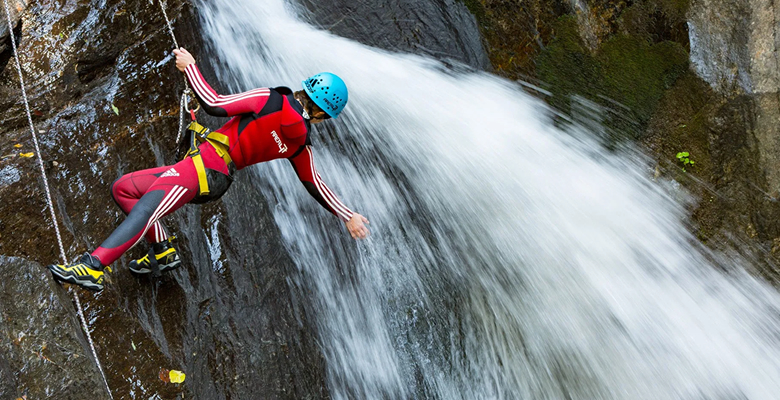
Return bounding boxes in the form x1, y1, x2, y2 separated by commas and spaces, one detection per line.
1, 1, 113, 398
157, 0, 198, 143
158, 0, 179, 49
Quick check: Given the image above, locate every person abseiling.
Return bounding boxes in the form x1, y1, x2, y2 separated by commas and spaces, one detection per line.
47, 48, 370, 291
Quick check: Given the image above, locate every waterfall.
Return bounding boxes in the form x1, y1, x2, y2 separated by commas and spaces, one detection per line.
197, 1, 780, 398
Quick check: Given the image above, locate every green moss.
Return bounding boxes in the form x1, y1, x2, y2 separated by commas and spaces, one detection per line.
536, 14, 688, 142
597, 35, 688, 124
537, 16, 604, 113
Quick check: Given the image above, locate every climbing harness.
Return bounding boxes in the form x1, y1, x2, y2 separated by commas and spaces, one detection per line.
155, 0, 234, 198
183, 119, 235, 197
1, 1, 113, 398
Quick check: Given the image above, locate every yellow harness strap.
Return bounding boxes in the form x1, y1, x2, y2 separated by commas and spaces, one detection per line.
185, 121, 233, 196
192, 153, 209, 195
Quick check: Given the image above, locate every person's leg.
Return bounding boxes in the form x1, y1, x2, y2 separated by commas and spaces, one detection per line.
111, 166, 175, 244
47, 162, 195, 291
92, 158, 200, 266
48, 142, 228, 290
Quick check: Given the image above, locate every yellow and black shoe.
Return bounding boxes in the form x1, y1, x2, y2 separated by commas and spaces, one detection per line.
48, 253, 106, 291
129, 237, 181, 274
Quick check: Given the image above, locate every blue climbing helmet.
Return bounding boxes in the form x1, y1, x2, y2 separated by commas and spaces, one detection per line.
302, 72, 348, 119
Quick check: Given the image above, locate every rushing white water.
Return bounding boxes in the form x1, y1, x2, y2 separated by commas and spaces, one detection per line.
198, 1, 780, 398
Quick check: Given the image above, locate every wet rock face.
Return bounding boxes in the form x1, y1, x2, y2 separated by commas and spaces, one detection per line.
0, 0, 24, 71
688, 0, 780, 244
0, 0, 24, 44
0, 0, 326, 398
688, 0, 780, 95
295, 0, 491, 70
0, 256, 110, 399
688, 0, 754, 94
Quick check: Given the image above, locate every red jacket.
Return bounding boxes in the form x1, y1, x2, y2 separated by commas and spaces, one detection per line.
184, 64, 354, 222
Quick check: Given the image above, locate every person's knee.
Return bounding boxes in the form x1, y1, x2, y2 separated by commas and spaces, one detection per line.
110, 178, 122, 204
111, 175, 133, 211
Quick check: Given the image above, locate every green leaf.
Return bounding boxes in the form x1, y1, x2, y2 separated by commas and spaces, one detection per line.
111, 103, 120, 115
131, 341, 136, 351
690, 161, 695, 165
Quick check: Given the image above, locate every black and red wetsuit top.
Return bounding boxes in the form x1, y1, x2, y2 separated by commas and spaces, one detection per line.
184, 64, 355, 222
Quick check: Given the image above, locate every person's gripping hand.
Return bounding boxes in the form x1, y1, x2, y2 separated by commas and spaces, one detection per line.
346, 213, 370, 239
173, 48, 196, 72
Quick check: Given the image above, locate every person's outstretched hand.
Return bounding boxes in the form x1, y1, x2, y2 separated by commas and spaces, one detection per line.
173, 48, 196, 72
346, 213, 370, 239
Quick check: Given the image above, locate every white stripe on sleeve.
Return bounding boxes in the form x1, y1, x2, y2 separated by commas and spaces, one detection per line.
307, 148, 353, 220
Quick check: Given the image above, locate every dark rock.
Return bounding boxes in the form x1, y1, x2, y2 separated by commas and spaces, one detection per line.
0, 256, 110, 399
74, 1, 140, 83
456, 0, 571, 78
0, 0, 24, 46
0, 0, 24, 73
295, 0, 491, 70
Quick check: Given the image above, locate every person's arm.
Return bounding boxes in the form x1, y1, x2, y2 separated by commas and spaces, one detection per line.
289, 146, 370, 239
174, 48, 270, 117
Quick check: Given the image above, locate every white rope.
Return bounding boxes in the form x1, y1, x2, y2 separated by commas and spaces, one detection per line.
2, 1, 113, 398
158, 0, 198, 144
158, 0, 179, 49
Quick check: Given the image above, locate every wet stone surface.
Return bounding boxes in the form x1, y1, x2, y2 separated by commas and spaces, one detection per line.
0, 0, 24, 72
0, 256, 110, 399
0, 0, 327, 398
296, 0, 491, 70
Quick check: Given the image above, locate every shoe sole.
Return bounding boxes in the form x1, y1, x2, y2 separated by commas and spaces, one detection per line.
48, 265, 103, 291
129, 260, 181, 275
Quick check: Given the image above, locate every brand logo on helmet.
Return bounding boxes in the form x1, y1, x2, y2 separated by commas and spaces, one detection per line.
323, 98, 335, 110
270, 130, 287, 153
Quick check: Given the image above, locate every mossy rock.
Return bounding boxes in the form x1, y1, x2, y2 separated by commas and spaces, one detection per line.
597, 34, 688, 124
461, 0, 570, 78
537, 14, 688, 140
537, 16, 604, 112
644, 71, 715, 176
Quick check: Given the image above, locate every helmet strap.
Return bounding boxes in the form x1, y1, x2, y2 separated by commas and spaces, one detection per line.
295, 98, 311, 120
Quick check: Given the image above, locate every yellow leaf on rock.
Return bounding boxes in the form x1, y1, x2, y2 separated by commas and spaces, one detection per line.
19, 152, 34, 158
169, 369, 186, 383
13, 144, 22, 148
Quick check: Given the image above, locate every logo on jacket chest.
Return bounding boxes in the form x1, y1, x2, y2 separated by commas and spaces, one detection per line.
270, 130, 288, 153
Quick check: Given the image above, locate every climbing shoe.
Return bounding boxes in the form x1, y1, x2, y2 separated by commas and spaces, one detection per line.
129, 237, 181, 274
48, 253, 106, 292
